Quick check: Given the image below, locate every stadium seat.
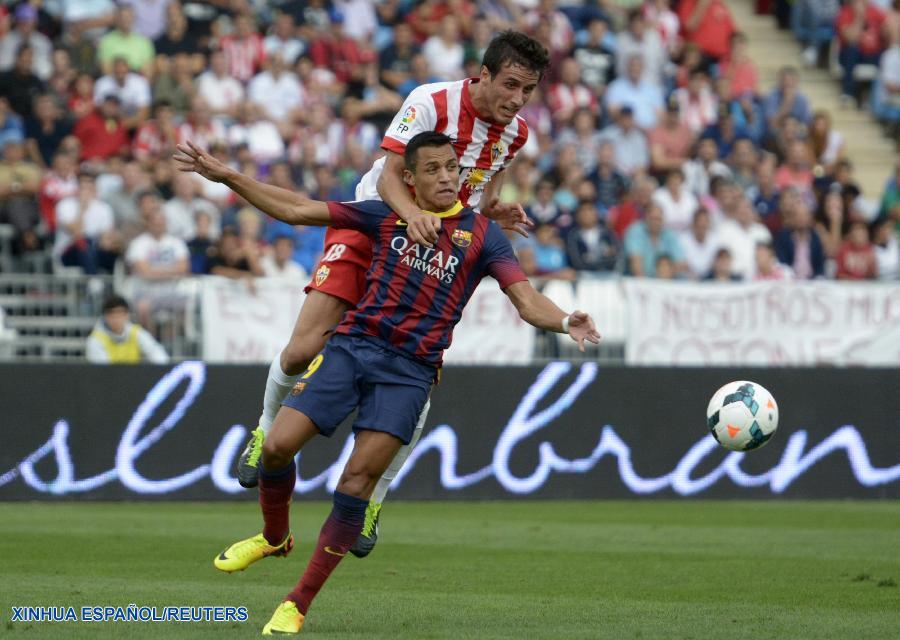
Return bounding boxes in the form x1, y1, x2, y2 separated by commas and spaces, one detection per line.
0, 225, 14, 273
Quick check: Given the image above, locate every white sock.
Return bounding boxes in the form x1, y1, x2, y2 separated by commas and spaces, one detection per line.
258, 355, 299, 434
370, 398, 430, 504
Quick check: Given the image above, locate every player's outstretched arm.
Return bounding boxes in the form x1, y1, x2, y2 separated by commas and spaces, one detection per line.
173, 141, 331, 226
504, 281, 601, 352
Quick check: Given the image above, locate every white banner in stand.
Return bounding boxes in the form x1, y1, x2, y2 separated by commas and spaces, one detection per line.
624, 279, 900, 366
201, 276, 535, 364
201, 277, 305, 363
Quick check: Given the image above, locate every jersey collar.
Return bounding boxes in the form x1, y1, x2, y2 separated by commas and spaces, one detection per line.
421, 200, 464, 218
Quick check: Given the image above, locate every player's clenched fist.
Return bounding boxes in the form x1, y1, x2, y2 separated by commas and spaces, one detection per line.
405, 211, 442, 247
173, 141, 232, 183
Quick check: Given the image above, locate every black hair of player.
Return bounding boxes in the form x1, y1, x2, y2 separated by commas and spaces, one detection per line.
481, 30, 550, 80
404, 131, 454, 171
102, 294, 130, 313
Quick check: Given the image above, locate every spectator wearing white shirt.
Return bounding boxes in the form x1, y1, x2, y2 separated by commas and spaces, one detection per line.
644, 0, 681, 54
175, 97, 228, 151
93, 58, 151, 129
684, 135, 732, 197
872, 216, 899, 279
653, 169, 699, 233
195, 50, 245, 122
227, 103, 286, 164
125, 209, 191, 333
264, 12, 306, 66
597, 107, 650, 177
616, 8, 668, 87
248, 54, 306, 132
679, 207, 720, 279
59, 0, 117, 43
126, 209, 189, 282
261, 233, 308, 281
163, 172, 219, 241
717, 197, 772, 280
334, 0, 378, 43
422, 16, 465, 81
118, 0, 173, 41
0, 5, 54, 80
54, 172, 119, 274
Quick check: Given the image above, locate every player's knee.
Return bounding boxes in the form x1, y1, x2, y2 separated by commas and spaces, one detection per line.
336, 465, 379, 499
261, 438, 292, 471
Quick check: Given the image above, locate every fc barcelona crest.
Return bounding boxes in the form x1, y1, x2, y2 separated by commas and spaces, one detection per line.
451, 229, 472, 248
291, 381, 307, 395
315, 264, 330, 286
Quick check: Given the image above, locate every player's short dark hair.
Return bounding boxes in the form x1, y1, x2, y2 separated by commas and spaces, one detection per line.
102, 294, 130, 313
404, 131, 453, 171
481, 30, 550, 80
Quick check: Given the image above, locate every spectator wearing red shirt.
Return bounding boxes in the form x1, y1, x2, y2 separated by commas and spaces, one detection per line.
547, 57, 598, 126
836, 0, 887, 101
72, 96, 130, 162
678, 0, 736, 61
404, 0, 444, 43
718, 32, 759, 99
133, 100, 177, 164
522, 0, 575, 57
38, 151, 77, 232
836, 220, 877, 279
406, 0, 476, 39
67, 73, 96, 122
775, 140, 814, 195
309, 10, 363, 84
648, 98, 695, 176
220, 13, 265, 83
608, 175, 656, 239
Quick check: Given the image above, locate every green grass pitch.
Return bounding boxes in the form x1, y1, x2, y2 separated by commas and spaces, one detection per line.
1, 501, 898, 639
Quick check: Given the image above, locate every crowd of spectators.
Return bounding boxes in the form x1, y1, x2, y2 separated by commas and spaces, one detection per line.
0, 0, 897, 317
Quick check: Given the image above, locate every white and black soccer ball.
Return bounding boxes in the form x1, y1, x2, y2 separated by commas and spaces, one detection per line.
706, 381, 779, 452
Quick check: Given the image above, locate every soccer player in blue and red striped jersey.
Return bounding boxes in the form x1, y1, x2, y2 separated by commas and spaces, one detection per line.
174, 132, 600, 635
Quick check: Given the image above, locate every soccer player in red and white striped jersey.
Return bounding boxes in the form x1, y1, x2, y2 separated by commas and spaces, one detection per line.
235, 30, 550, 555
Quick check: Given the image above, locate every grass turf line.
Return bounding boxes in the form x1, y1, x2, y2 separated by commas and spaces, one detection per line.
0, 501, 898, 639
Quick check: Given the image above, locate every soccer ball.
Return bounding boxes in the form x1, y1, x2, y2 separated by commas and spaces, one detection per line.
706, 381, 778, 452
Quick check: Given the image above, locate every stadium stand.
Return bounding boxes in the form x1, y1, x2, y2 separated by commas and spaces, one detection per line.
0, 0, 897, 363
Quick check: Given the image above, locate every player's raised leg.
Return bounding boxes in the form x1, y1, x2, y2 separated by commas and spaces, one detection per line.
215, 405, 321, 572
262, 430, 403, 635
349, 397, 431, 558
237, 290, 350, 488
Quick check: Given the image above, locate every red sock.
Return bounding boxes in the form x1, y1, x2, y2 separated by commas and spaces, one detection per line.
286, 491, 368, 615
259, 461, 296, 545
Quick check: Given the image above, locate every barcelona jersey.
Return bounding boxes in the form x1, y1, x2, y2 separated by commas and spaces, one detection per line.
326, 199, 528, 367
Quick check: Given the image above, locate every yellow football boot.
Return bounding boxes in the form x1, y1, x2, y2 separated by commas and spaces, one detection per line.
213, 532, 293, 573
262, 601, 305, 635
